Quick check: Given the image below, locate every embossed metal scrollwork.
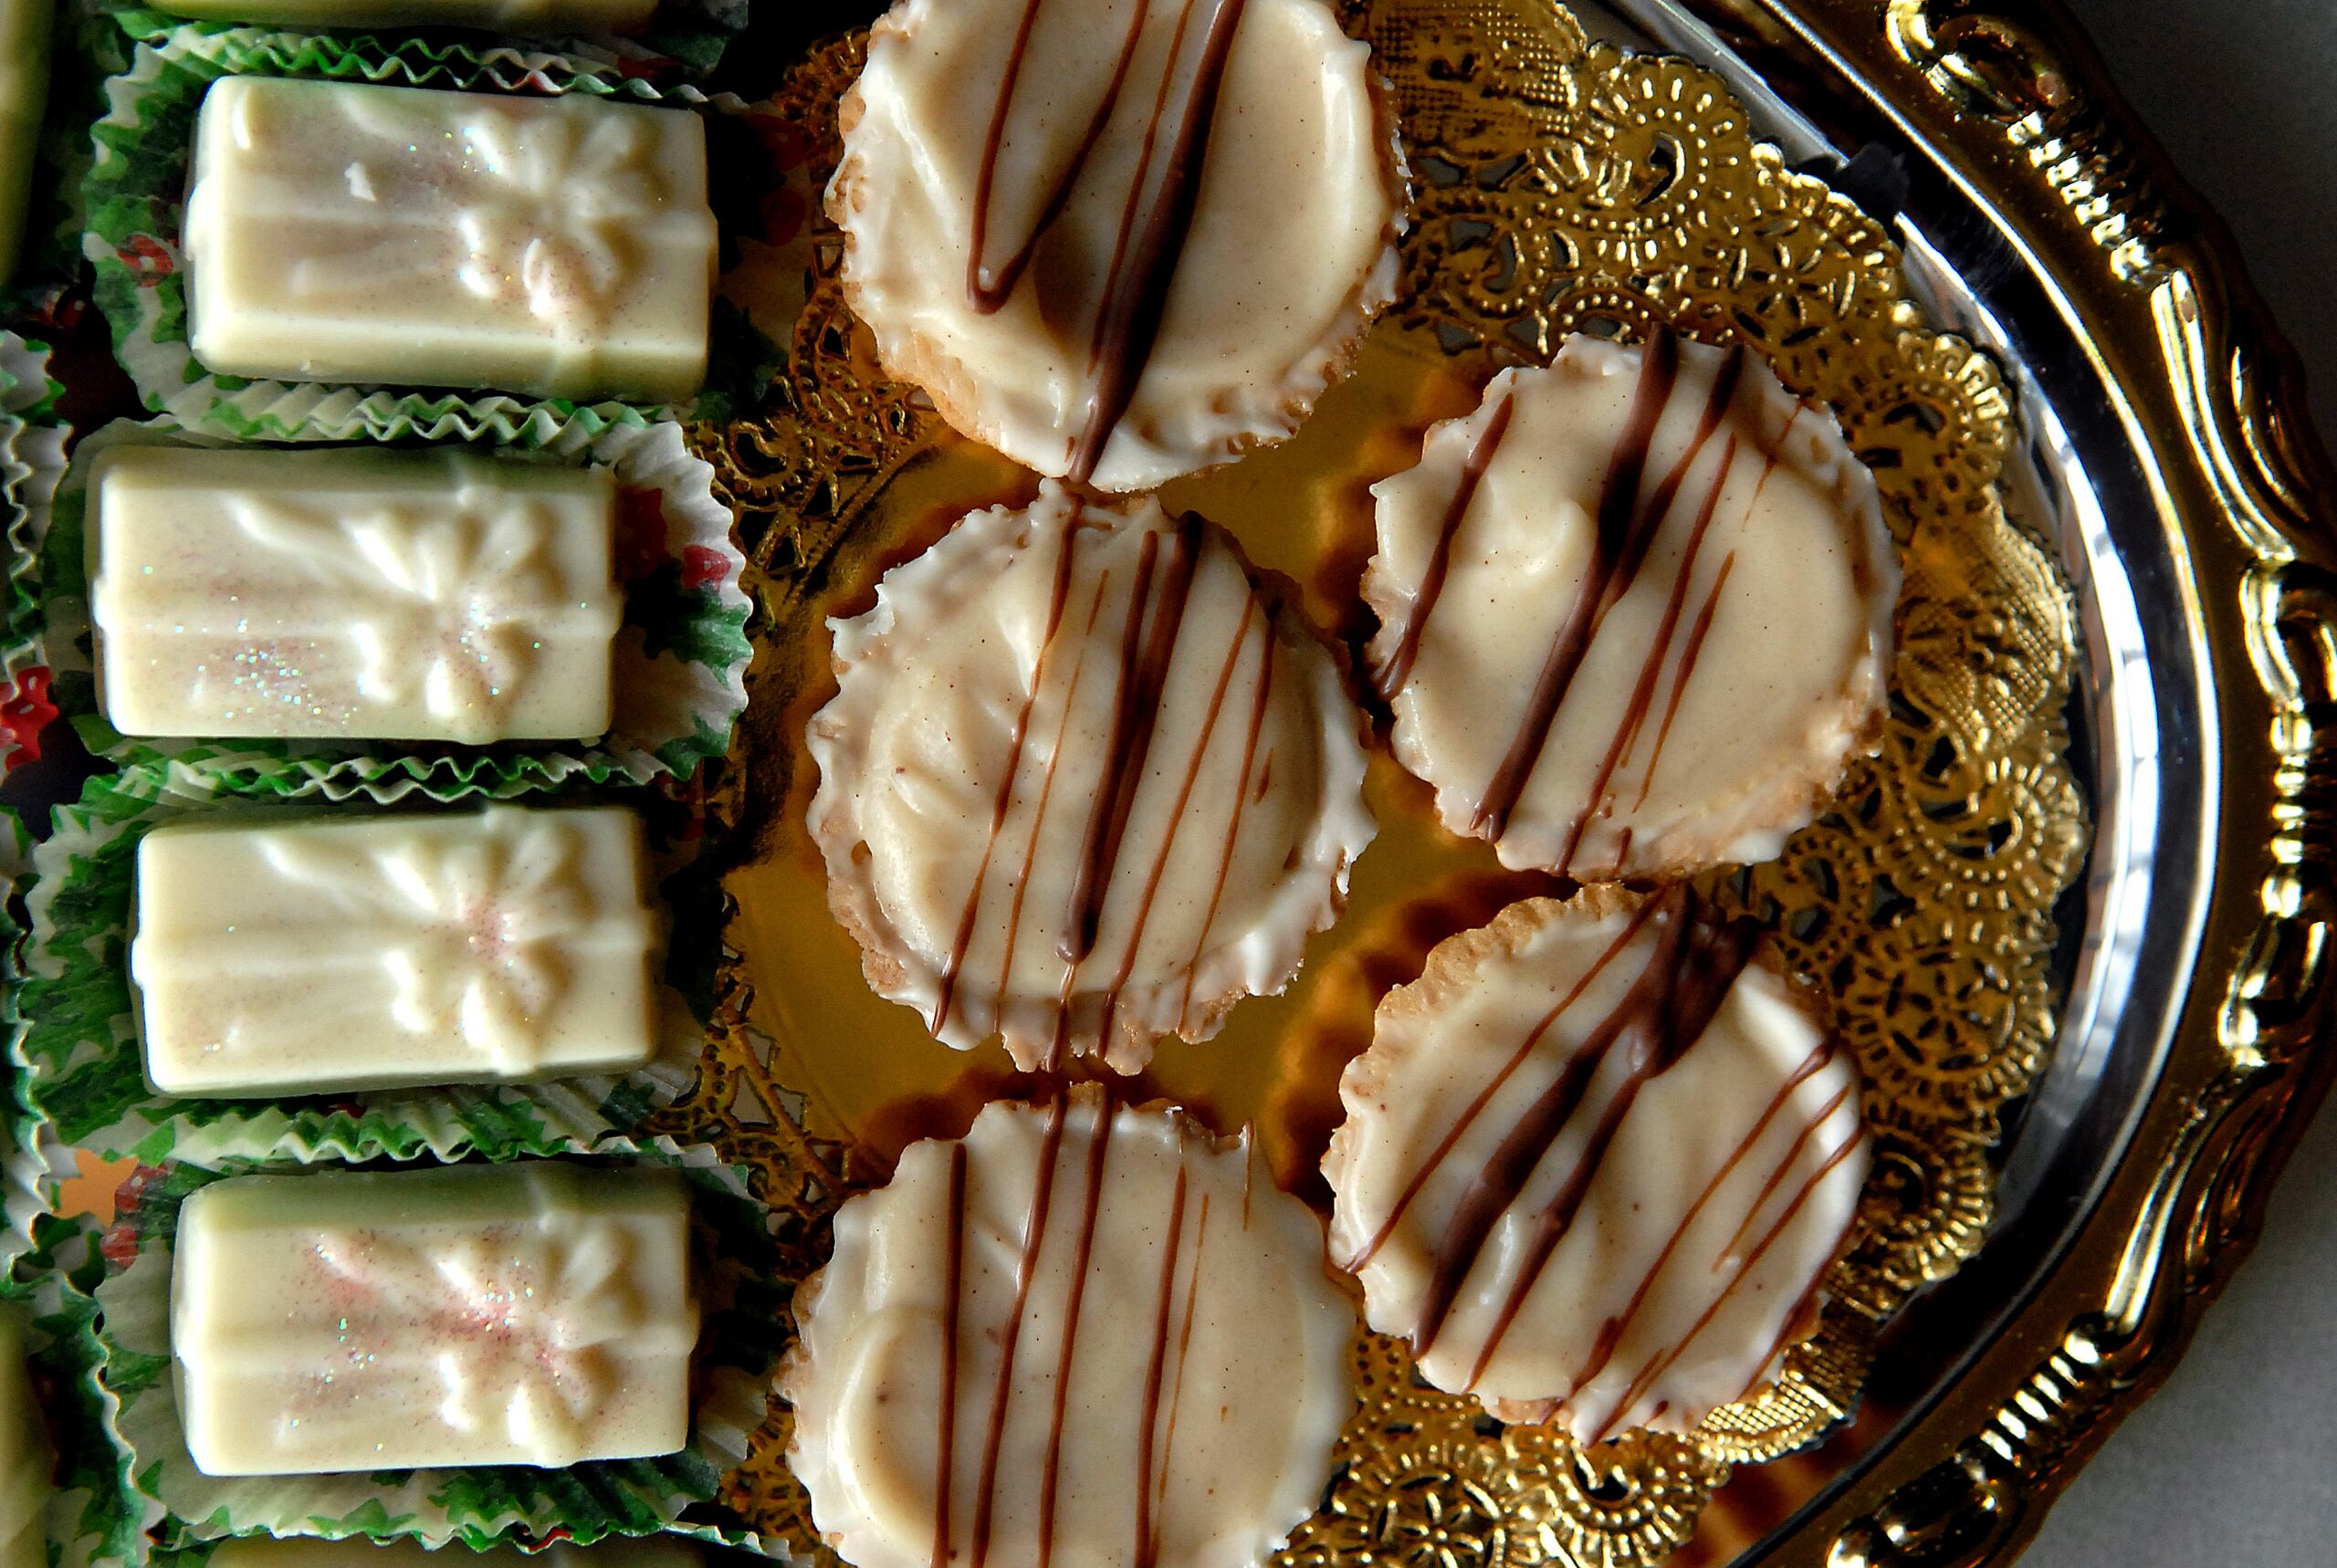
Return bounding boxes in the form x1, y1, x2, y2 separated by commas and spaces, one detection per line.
666, 5, 2091, 1562
1824, 0, 2337, 1563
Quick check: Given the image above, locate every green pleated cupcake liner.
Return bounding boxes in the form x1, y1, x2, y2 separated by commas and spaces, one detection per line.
10, 771, 731, 1169
96, 0, 750, 78
38, 415, 749, 801
93, 1137, 782, 1552
84, 28, 786, 446
1, 802, 67, 1276
5, 1209, 159, 1568
1, 335, 67, 751
0, 336, 61, 423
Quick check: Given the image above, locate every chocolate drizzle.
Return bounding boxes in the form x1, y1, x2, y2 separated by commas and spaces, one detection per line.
1073, 0, 1251, 483
967, 1096, 1068, 1568
967, 0, 1153, 313
1176, 627, 1275, 1031
933, 498, 1303, 1067
1629, 548, 1741, 816
992, 569, 1116, 1037
1343, 896, 1661, 1272
1373, 390, 1516, 704
962, 0, 1255, 484
930, 1142, 969, 1568
1098, 598, 1263, 1047
922, 1098, 1257, 1568
1563, 1045, 1840, 1400
1034, 1101, 1116, 1568
1133, 1165, 1190, 1568
933, 520, 1085, 1037
1586, 1115, 1865, 1442
1061, 512, 1206, 968
1408, 887, 1759, 1362
1469, 333, 1684, 840
1381, 334, 1796, 869
1549, 427, 1739, 878
1346, 889, 1871, 1431
950, 1093, 1113, 1568
1147, 1189, 1210, 1564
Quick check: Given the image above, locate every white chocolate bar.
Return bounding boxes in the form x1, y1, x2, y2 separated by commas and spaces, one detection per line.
0, 0, 51, 286
90, 444, 621, 744
173, 1161, 698, 1475
152, 0, 655, 36
132, 804, 663, 1097
184, 77, 717, 402
209, 1537, 703, 1568
0, 1309, 46, 1568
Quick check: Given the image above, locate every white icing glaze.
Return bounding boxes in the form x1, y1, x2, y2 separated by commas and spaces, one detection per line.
132, 804, 663, 1095
1324, 890, 1871, 1436
1362, 333, 1897, 879
172, 1161, 698, 1474
185, 78, 716, 402
786, 1092, 1355, 1568
807, 482, 1375, 1073
829, 0, 1404, 491
91, 445, 620, 744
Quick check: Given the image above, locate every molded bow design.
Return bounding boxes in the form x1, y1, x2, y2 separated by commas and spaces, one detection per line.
309, 1218, 645, 1466
260, 817, 592, 1073
230, 491, 571, 739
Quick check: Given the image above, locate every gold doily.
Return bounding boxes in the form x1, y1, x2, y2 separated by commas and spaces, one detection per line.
656, 3, 2091, 1563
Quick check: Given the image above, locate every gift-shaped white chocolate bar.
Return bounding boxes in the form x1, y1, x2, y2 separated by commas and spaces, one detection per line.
132, 804, 664, 1096
0, 0, 50, 286
184, 77, 717, 402
90, 444, 621, 744
173, 1161, 698, 1475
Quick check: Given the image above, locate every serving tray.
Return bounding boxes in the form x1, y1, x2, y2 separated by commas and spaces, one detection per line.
9, 1, 2333, 1566
666, 3, 2333, 1563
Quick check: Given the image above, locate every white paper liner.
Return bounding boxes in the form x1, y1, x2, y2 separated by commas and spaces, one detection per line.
96, 0, 750, 80
5, 1212, 162, 1568
94, 1139, 774, 1551
40, 417, 749, 802
1, 808, 69, 1275
0, 334, 68, 755
15, 779, 714, 1168
84, 30, 716, 448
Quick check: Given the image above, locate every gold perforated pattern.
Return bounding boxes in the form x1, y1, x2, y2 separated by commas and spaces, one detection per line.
663, 5, 2088, 1562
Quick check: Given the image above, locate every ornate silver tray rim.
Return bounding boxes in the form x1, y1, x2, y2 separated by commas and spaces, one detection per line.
1611, 1, 2332, 1561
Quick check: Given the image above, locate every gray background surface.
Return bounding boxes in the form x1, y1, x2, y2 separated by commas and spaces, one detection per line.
2003, 2, 2337, 1563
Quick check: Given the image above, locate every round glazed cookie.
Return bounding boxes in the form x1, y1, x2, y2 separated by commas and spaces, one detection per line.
808, 482, 1375, 1073
1324, 888, 1870, 1437
785, 1091, 1357, 1568
1362, 330, 1897, 880
828, 0, 1404, 492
